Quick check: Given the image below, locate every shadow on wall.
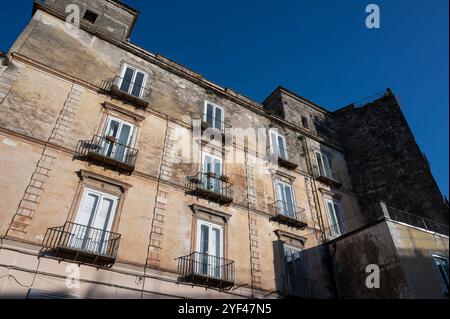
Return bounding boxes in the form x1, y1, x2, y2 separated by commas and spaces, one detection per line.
272, 240, 335, 299
328, 222, 449, 299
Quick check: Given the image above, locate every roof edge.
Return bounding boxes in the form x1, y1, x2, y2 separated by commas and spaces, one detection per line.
263, 86, 332, 115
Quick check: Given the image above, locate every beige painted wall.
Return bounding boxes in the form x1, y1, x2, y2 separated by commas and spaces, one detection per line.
0, 8, 362, 299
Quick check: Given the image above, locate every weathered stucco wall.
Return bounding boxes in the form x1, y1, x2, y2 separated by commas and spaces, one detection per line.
329, 219, 449, 299
0, 134, 42, 236
0, 1, 411, 300
329, 220, 412, 298
388, 221, 449, 299
0, 58, 333, 294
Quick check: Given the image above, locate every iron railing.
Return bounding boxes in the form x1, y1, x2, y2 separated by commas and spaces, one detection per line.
268, 200, 308, 228
323, 202, 449, 241
185, 172, 233, 205
312, 165, 342, 187
76, 135, 138, 173
43, 222, 121, 261
102, 75, 151, 107
384, 204, 449, 236
177, 252, 235, 289
195, 113, 232, 134
269, 146, 299, 170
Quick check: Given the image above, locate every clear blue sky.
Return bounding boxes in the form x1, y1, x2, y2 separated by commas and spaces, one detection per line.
1, 0, 448, 197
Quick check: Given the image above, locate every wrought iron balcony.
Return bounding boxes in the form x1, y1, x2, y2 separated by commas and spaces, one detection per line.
270, 147, 299, 170
193, 114, 232, 145
198, 113, 232, 134
75, 135, 138, 174
102, 76, 151, 108
43, 222, 121, 266
268, 200, 308, 229
312, 165, 342, 188
177, 252, 235, 290
185, 172, 233, 206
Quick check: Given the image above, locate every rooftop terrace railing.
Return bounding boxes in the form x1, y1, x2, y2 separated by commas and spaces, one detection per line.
324, 201, 449, 241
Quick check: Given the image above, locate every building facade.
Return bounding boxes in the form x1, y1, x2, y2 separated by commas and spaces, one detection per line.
0, 0, 448, 299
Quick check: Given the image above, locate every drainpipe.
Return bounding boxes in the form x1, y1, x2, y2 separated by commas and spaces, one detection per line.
141, 116, 170, 299
300, 136, 339, 299
244, 146, 255, 298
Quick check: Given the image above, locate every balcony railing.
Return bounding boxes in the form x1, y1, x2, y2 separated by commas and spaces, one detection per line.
177, 252, 235, 290
75, 135, 138, 174
102, 76, 151, 108
197, 114, 232, 135
383, 204, 449, 236
323, 202, 449, 241
43, 222, 121, 266
185, 172, 234, 206
269, 147, 299, 170
268, 200, 308, 229
312, 165, 342, 188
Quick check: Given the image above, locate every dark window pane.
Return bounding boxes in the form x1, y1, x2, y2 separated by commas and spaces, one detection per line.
83, 10, 98, 24
206, 104, 214, 127
215, 108, 222, 131
131, 72, 145, 97
120, 68, 134, 93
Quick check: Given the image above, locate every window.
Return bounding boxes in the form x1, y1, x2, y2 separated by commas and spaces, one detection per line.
301, 116, 309, 129
204, 101, 224, 132
275, 181, 295, 218
433, 255, 449, 294
196, 219, 224, 278
270, 130, 288, 160
284, 245, 307, 296
324, 197, 345, 238
102, 116, 135, 162
315, 151, 334, 179
71, 188, 118, 255
202, 153, 223, 193
83, 10, 98, 24
119, 64, 147, 99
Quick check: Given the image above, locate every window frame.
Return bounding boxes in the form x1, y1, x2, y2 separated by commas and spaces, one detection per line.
432, 254, 449, 295
203, 100, 225, 132
301, 116, 309, 129
269, 129, 288, 160
83, 9, 99, 24
103, 115, 135, 146
67, 170, 131, 236
201, 152, 224, 193
118, 63, 148, 99
202, 152, 223, 175
324, 196, 345, 237
75, 187, 119, 232
196, 219, 224, 259
274, 179, 297, 218
314, 150, 334, 179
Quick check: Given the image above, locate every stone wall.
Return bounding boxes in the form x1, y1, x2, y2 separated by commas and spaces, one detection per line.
39, 0, 138, 41
334, 92, 449, 224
